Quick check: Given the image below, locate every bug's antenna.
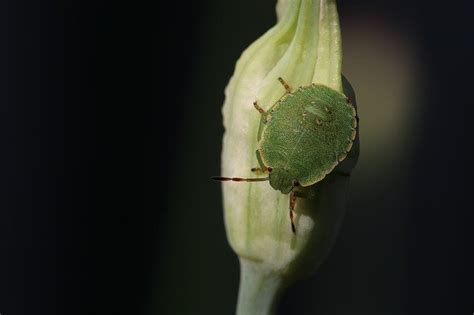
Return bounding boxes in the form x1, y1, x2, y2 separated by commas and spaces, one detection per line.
212, 176, 269, 182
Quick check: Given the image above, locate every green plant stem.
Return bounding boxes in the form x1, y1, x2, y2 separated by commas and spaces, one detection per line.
236, 259, 286, 315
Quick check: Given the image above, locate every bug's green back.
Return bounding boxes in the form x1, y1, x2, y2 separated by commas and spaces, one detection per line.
258, 84, 356, 193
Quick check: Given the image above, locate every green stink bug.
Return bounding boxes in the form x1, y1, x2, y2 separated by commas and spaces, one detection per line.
214, 78, 357, 233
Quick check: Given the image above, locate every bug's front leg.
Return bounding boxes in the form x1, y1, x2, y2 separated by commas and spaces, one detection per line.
278, 77, 292, 93
250, 166, 272, 175
253, 101, 269, 124
253, 101, 266, 114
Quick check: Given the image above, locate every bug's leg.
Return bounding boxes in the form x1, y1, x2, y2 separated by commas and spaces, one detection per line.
278, 77, 292, 93
253, 101, 269, 123
212, 176, 269, 182
253, 101, 266, 115
289, 192, 297, 234
250, 166, 273, 174
251, 167, 266, 174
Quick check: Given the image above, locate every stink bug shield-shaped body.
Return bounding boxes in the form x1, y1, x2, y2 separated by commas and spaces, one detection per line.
214, 78, 357, 233
257, 79, 356, 193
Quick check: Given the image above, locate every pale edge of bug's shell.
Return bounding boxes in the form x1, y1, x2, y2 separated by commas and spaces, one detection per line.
318, 100, 358, 183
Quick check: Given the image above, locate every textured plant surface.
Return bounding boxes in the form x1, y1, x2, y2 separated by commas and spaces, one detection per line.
219, 0, 359, 313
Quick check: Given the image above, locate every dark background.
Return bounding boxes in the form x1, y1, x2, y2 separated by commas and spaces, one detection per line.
0, 0, 473, 314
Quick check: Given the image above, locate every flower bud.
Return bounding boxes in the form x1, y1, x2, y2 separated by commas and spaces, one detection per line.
219, 0, 359, 313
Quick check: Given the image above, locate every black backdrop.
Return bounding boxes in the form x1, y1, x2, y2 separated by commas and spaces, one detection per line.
0, 0, 473, 314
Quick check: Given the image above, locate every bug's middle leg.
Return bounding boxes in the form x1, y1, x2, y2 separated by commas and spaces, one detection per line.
289, 192, 297, 234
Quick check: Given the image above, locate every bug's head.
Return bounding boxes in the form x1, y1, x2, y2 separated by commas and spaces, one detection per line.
269, 167, 298, 194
